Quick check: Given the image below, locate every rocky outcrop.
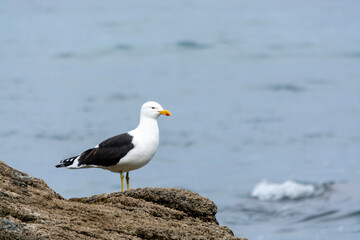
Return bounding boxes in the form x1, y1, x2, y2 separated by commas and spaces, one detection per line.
0, 162, 246, 239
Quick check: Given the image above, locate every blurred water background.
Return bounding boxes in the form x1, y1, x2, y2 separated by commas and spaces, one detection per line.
1, 1, 360, 239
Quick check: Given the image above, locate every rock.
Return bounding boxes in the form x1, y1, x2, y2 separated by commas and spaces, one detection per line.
0, 161, 247, 240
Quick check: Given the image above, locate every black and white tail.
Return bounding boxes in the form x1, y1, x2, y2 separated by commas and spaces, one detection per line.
55, 156, 78, 168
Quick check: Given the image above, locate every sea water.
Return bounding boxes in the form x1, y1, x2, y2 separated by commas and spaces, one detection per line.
1, 1, 360, 239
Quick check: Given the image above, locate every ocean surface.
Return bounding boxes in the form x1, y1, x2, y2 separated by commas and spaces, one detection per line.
1, 1, 360, 239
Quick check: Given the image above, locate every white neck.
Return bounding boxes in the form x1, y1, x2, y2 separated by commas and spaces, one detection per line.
129, 115, 159, 137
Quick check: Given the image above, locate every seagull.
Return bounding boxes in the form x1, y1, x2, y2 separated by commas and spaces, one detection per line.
55, 101, 171, 192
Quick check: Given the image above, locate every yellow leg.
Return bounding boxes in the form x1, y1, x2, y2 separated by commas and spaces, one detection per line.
126, 172, 130, 190
120, 171, 124, 192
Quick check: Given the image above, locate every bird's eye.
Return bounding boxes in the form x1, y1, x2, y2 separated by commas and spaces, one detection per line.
151, 107, 155, 109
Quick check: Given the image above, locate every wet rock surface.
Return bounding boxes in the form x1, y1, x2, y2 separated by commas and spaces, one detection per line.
0, 161, 246, 239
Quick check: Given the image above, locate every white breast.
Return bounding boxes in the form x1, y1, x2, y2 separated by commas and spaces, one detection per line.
105, 117, 160, 173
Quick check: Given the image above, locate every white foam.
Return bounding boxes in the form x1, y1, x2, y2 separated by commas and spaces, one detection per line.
251, 180, 318, 201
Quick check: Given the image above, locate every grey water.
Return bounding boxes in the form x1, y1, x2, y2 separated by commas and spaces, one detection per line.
1, 1, 360, 239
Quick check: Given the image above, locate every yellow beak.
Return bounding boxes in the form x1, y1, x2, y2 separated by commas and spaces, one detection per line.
158, 109, 171, 116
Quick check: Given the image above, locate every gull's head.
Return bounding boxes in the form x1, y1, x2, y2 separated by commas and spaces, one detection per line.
141, 101, 171, 119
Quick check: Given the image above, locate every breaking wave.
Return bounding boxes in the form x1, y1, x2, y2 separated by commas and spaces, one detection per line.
251, 180, 332, 201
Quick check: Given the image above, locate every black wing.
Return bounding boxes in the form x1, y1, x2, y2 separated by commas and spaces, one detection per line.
56, 156, 78, 168
77, 133, 134, 167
